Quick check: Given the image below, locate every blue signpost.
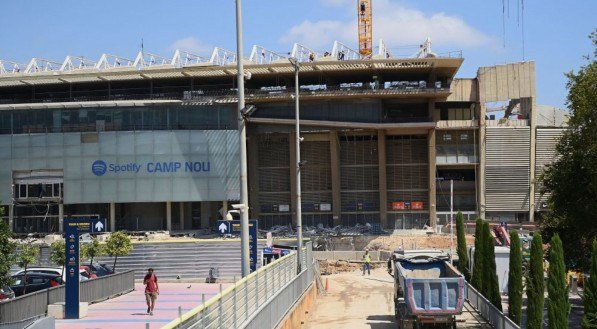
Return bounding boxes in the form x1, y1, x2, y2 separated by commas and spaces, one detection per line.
216, 220, 258, 272
64, 218, 107, 319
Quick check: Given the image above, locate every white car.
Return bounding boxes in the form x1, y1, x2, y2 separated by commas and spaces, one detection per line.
13, 267, 88, 282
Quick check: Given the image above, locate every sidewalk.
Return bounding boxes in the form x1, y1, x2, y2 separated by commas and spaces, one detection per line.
57, 282, 229, 329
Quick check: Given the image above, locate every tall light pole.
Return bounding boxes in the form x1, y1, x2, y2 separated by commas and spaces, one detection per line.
289, 57, 303, 273
235, 0, 250, 277
450, 179, 454, 265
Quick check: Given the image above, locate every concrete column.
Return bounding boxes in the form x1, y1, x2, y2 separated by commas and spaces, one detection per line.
478, 102, 487, 220
248, 136, 260, 219
58, 203, 64, 233
289, 133, 297, 226
377, 130, 388, 228
201, 201, 212, 228
428, 129, 437, 228
110, 203, 116, 232
166, 201, 172, 231
528, 96, 538, 222
8, 204, 14, 232
179, 202, 185, 230
330, 131, 342, 226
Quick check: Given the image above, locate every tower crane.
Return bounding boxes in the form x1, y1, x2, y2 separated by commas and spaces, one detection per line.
357, 0, 373, 56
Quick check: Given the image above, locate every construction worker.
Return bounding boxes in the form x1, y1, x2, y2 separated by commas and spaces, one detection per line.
362, 248, 372, 276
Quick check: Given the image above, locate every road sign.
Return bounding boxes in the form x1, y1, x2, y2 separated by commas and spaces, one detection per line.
216, 220, 258, 272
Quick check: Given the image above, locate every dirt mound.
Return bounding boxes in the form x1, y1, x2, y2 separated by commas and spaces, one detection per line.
364, 234, 475, 251
318, 260, 381, 275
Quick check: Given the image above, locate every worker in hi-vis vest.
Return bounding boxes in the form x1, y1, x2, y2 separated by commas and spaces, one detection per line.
362, 248, 372, 276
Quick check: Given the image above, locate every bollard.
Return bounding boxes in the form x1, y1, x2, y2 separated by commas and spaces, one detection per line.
146, 323, 150, 329
178, 306, 182, 323
201, 293, 205, 327
571, 277, 578, 294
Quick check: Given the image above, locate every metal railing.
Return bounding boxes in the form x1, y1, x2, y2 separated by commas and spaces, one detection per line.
164, 243, 315, 329
0, 270, 135, 324
465, 283, 520, 329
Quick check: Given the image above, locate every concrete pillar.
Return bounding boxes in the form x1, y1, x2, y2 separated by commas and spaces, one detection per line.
166, 201, 172, 231
201, 201, 212, 228
289, 133, 297, 226
248, 136, 260, 219
179, 202, 185, 230
8, 204, 14, 232
330, 131, 341, 226
428, 129, 437, 228
58, 203, 64, 233
528, 96, 538, 222
377, 130, 388, 228
478, 102, 487, 220
110, 203, 116, 232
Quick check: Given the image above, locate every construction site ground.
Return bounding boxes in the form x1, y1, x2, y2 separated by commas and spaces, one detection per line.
304, 268, 491, 329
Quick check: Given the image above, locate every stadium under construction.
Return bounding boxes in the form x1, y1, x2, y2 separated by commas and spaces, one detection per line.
0, 40, 567, 233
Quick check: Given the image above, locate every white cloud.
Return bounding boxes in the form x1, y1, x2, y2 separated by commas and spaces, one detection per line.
168, 37, 213, 55
280, 0, 495, 53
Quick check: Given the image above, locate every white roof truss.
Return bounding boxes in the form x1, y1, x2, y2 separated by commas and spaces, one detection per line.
249, 45, 286, 65
0, 60, 23, 74
171, 49, 210, 68
290, 43, 321, 63
25, 58, 62, 73
60, 56, 97, 72
96, 54, 135, 70
331, 41, 362, 61
210, 47, 236, 66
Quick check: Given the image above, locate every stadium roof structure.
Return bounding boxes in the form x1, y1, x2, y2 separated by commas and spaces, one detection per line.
0, 40, 463, 87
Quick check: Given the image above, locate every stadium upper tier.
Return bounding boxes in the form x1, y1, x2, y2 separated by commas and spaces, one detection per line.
0, 41, 463, 87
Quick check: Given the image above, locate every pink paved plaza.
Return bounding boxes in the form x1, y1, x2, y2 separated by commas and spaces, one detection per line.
56, 282, 229, 329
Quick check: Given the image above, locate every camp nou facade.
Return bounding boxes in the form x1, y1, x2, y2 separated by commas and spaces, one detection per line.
0, 42, 565, 233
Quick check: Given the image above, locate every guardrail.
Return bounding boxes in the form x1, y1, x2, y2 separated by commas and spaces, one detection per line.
465, 283, 520, 329
164, 243, 315, 329
0, 270, 135, 324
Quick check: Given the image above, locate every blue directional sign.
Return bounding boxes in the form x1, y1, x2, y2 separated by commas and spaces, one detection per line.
216, 220, 258, 272
63, 217, 107, 319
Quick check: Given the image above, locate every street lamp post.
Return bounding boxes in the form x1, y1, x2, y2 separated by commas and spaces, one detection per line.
289, 57, 303, 273
450, 179, 454, 265
235, 0, 250, 277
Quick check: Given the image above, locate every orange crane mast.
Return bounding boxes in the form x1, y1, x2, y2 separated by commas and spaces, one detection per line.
357, 0, 373, 56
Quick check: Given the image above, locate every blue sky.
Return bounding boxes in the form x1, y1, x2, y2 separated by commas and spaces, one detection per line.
1, 0, 595, 108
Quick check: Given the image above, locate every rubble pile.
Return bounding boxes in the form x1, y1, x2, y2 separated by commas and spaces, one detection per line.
317, 259, 382, 275
264, 223, 387, 238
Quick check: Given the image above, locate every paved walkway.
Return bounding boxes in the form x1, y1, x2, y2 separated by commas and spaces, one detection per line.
57, 282, 229, 329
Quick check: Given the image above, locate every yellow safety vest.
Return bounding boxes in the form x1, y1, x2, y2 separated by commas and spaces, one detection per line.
363, 253, 372, 263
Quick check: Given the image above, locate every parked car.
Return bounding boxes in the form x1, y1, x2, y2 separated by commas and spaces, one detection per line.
10, 273, 63, 297
0, 285, 15, 301
13, 267, 88, 282
87, 262, 114, 277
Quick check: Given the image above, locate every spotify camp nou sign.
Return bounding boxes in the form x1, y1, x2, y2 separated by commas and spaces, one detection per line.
92, 160, 210, 176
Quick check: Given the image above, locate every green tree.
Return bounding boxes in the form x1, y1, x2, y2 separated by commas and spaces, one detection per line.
471, 218, 485, 292
541, 30, 597, 270
483, 221, 502, 311
527, 233, 545, 329
50, 240, 66, 276
83, 239, 105, 268
583, 239, 597, 328
0, 214, 17, 289
105, 232, 132, 272
508, 230, 523, 325
455, 212, 470, 281
18, 240, 40, 294
547, 234, 570, 328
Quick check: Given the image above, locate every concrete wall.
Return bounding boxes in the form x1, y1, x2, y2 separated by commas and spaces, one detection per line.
276, 282, 317, 329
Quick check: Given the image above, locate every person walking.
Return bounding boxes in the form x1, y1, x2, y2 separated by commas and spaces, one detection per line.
143, 268, 159, 315
362, 248, 372, 276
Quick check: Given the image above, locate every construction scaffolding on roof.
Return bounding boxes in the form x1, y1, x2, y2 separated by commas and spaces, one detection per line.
290, 43, 321, 63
